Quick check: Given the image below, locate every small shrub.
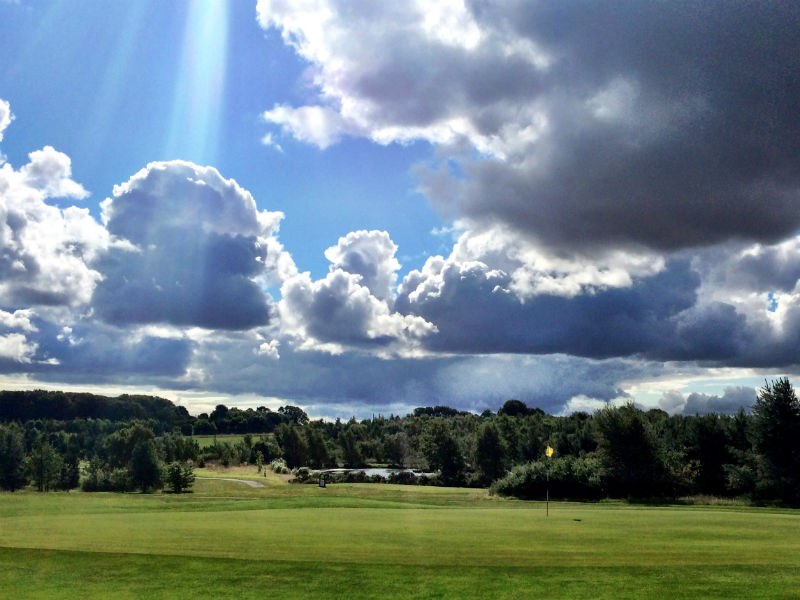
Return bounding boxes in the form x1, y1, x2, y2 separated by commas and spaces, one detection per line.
270, 458, 290, 474
387, 471, 418, 485
293, 467, 311, 482
165, 461, 195, 493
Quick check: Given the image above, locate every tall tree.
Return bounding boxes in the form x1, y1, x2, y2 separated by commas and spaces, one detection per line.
338, 429, 364, 468
474, 422, 506, 485
279, 405, 309, 426
100, 423, 155, 468
594, 404, 670, 498
275, 424, 308, 468
752, 378, 800, 504
0, 423, 27, 491
422, 421, 465, 485
28, 441, 63, 492
687, 414, 733, 496
305, 426, 329, 469
129, 439, 163, 493
385, 432, 409, 468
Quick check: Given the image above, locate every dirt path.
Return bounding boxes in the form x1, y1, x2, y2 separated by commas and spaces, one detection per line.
196, 476, 265, 488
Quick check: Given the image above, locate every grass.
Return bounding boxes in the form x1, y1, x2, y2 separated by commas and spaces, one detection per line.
1, 474, 799, 598
191, 434, 258, 449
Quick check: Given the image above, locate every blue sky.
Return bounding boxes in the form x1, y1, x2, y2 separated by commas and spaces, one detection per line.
0, 0, 798, 417
0, 1, 442, 280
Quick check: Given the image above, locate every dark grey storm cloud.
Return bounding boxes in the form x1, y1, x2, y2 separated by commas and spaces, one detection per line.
262, 1, 800, 251
433, 1, 800, 250
92, 161, 283, 330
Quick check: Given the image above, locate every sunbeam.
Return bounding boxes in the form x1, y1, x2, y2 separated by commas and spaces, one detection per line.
164, 0, 229, 163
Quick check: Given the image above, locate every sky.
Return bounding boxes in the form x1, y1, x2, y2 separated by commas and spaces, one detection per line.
0, 0, 799, 418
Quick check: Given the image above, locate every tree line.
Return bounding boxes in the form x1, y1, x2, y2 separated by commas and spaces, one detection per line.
0, 390, 310, 435
0, 421, 197, 494
0, 379, 799, 505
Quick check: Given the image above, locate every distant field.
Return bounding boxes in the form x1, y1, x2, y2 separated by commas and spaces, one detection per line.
1, 473, 799, 598
191, 434, 265, 449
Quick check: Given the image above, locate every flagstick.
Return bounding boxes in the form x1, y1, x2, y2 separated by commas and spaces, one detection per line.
545, 444, 553, 518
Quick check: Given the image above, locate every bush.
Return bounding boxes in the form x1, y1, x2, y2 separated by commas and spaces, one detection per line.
292, 467, 312, 482
343, 470, 370, 483
270, 458, 290, 474
81, 466, 133, 492
387, 470, 418, 485
251, 437, 281, 464
490, 456, 604, 500
80, 458, 133, 492
216, 442, 236, 467
108, 468, 133, 492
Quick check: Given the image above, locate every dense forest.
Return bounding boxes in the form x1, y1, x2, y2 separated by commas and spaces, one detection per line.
0, 380, 799, 505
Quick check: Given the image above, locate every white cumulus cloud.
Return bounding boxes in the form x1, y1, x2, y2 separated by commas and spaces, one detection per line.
0, 98, 11, 143
323, 230, 400, 303
0, 333, 36, 363
0, 103, 108, 306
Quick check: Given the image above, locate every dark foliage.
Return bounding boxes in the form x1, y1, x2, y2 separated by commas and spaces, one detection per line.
0, 390, 190, 433
752, 378, 800, 504
0, 423, 27, 491
594, 403, 672, 498
422, 421, 465, 486
129, 439, 163, 493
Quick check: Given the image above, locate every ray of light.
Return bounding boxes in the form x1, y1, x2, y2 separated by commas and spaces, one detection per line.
164, 0, 230, 164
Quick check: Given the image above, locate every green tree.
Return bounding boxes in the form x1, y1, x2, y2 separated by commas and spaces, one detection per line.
385, 432, 409, 468
594, 404, 670, 498
474, 422, 506, 485
0, 423, 28, 491
338, 429, 364, 468
28, 441, 63, 492
193, 418, 217, 435
305, 427, 329, 469
686, 414, 734, 496
422, 421, 465, 485
275, 424, 308, 468
100, 423, 155, 468
498, 399, 529, 417
165, 461, 195, 493
129, 439, 163, 493
279, 405, 309, 425
58, 452, 81, 490
752, 378, 800, 504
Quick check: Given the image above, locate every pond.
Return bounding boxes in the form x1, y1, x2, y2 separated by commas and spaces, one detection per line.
320, 468, 436, 478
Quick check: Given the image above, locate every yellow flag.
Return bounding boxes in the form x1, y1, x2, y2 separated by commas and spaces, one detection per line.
546, 445, 554, 458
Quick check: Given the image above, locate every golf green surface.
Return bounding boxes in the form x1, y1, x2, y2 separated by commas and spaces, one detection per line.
1, 471, 798, 598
